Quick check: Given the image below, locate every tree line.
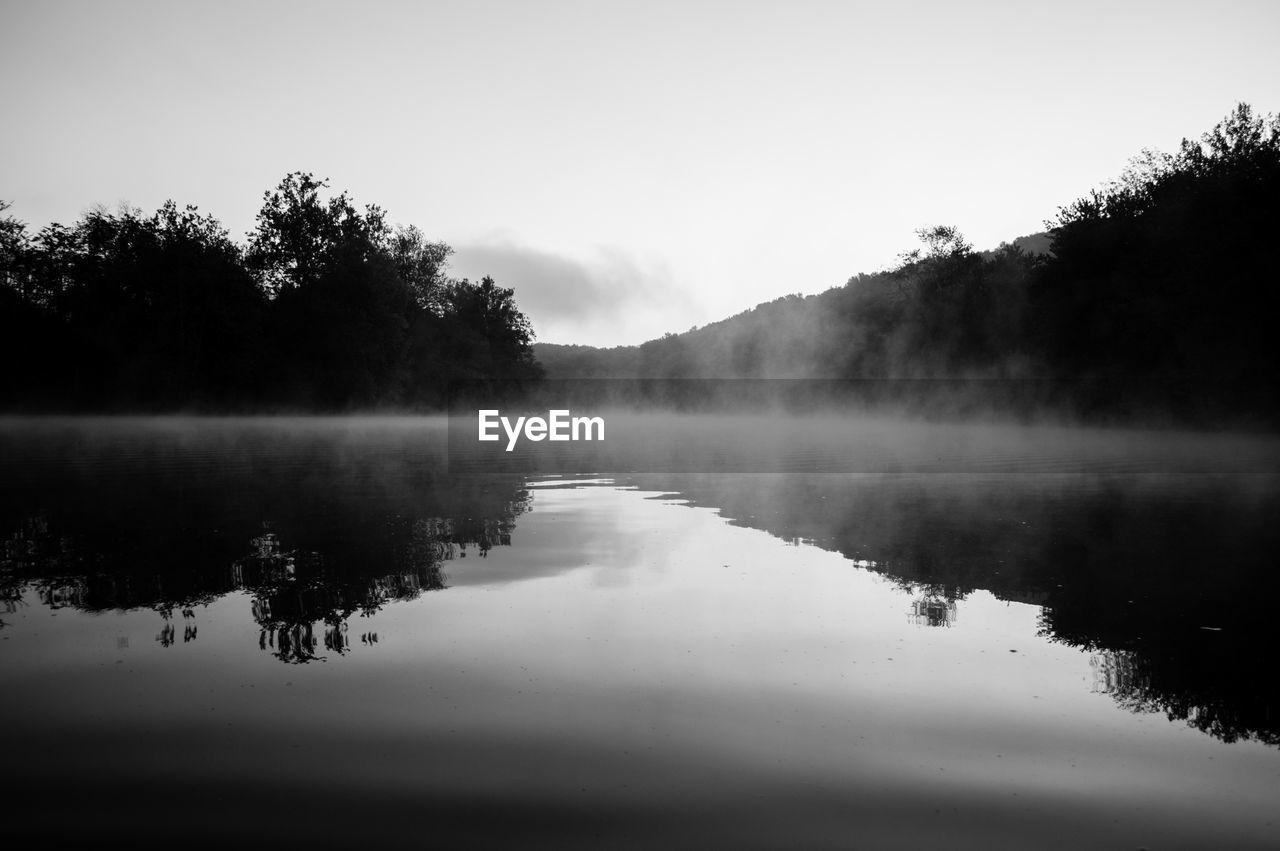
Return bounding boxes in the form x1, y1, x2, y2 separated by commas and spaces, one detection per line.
537, 104, 1280, 425
4, 105, 1277, 421
0, 173, 542, 411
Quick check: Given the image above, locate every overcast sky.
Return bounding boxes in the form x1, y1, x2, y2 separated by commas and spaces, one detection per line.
3, 0, 1277, 345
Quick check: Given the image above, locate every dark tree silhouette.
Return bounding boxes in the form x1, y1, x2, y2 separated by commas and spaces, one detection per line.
3, 105, 1277, 420
390, 223, 452, 313
246, 171, 390, 295
0, 174, 542, 411
1030, 102, 1280, 421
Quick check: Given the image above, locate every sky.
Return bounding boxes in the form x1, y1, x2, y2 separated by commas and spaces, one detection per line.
2, 0, 1278, 346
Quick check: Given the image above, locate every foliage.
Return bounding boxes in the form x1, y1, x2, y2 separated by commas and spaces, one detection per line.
538, 104, 1280, 425
389, 224, 453, 314
1033, 102, 1280, 418
4, 104, 1277, 423
0, 177, 541, 411
541, 230, 1040, 383
246, 171, 389, 295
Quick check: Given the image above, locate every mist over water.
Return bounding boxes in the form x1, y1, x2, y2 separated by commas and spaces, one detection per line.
450, 405, 1280, 474
2, 416, 1278, 848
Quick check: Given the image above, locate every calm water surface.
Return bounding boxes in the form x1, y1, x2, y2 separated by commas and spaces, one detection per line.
2, 417, 1278, 848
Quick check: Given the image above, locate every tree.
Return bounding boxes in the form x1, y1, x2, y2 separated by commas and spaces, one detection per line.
1034, 102, 1280, 420
898, 225, 973, 265
2, 178, 550, 411
246, 172, 389, 295
141, 202, 266, 404
443, 276, 541, 378
270, 240, 412, 407
389, 224, 452, 313
0, 200, 28, 296
407, 275, 541, 399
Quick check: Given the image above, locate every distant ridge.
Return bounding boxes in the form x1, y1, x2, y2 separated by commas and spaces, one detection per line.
532, 101, 1280, 428
985, 232, 1054, 259
535, 232, 1056, 380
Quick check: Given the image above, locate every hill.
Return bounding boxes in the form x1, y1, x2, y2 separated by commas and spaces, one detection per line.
536, 231, 1054, 380
535, 104, 1280, 425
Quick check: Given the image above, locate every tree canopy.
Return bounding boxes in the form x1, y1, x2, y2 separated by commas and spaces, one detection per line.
0, 175, 541, 411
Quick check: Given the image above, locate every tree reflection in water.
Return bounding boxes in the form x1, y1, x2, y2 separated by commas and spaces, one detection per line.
0, 472, 533, 663
909, 588, 958, 627
236, 524, 462, 664
633, 472, 1280, 748
3, 440, 1278, 744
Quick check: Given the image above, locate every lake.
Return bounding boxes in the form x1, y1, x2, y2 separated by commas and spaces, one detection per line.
2, 417, 1279, 848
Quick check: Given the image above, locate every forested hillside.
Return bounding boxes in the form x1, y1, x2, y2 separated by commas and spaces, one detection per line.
3, 105, 1277, 421
538, 104, 1280, 423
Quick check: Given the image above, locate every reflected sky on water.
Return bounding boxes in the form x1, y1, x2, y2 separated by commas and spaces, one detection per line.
2, 418, 1278, 848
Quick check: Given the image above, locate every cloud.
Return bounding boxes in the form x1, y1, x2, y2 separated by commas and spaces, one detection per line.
449, 241, 698, 346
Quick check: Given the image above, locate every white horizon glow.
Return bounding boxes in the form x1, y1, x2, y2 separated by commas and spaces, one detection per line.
3, 0, 1277, 346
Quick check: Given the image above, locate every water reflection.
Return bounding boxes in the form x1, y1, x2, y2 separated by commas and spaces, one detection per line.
3, 500, 529, 662
235, 524, 463, 664
2, 420, 1278, 746
909, 588, 958, 627
1, 420, 534, 662
154, 608, 198, 647
631, 471, 1280, 746
3, 420, 1280, 848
